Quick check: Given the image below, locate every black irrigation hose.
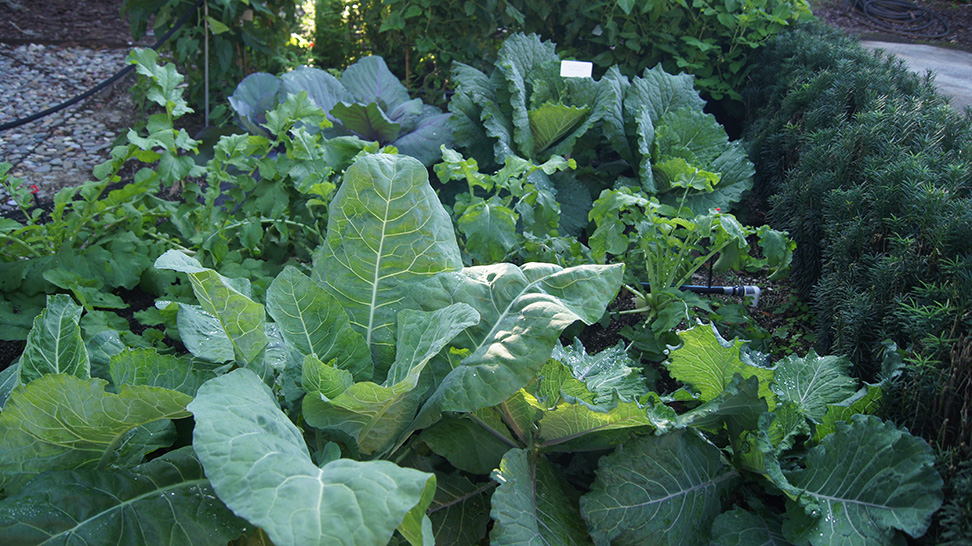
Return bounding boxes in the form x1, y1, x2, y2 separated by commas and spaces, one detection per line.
0, 0, 206, 133
846, 0, 950, 39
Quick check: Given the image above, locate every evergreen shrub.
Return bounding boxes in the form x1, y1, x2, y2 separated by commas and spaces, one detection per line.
743, 22, 972, 543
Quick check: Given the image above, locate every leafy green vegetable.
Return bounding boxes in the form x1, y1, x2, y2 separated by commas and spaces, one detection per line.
0, 447, 245, 545
266, 266, 372, 381
711, 508, 790, 546
312, 153, 462, 381
581, 430, 738, 546
450, 33, 754, 217
667, 323, 776, 406
428, 472, 493, 545
490, 448, 592, 545
108, 348, 214, 396
189, 368, 437, 546
0, 374, 190, 493
155, 251, 269, 370
230, 57, 452, 165
770, 350, 858, 423
783, 414, 943, 545
303, 304, 479, 456
410, 262, 624, 414
19, 294, 89, 384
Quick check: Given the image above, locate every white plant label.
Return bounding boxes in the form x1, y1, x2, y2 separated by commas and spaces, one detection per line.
560, 60, 593, 78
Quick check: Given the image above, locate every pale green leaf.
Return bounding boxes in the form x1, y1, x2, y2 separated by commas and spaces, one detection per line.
412, 262, 624, 415
0, 363, 19, 409
625, 64, 705, 125
490, 449, 592, 545
311, 154, 462, 382
155, 251, 268, 369
667, 323, 776, 407
551, 339, 649, 406
304, 304, 478, 455
0, 374, 190, 493
109, 347, 214, 396
172, 302, 235, 363
189, 368, 437, 546
654, 107, 729, 166
19, 294, 89, 384
537, 397, 654, 450
267, 266, 372, 381
581, 430, 738, 546
458, 199, 519, 264
783, 415, 942, 546
0, 447, 246, 545
302, 354, 354, 399
770, 350, 857, 423
529, 102, 591, 155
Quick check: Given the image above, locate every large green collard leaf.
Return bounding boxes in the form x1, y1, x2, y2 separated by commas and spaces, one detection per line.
19, 294, 89, 384
490, 449, 592, 546
429, 472, 493, 545
0, 374, 190, 492
783, 415, 942, 545
189, 368, 436, 546
711, 508, 791, 546
303, 304, 479, 456
654, 107, 729, 167
624, 65, 706, 127
449, 63, 498, 167
581, 430, 737, 546
267, 266, 372, 381
155, 251, 268, 369
670, 142, 754, 214
667, 323, 776, 407
311, 153, 462, 381
494, 33, 559, 160
457, 199, 519, 264
0, 447, 245, 545
414, 262, 624, 414
109, 348, 214, 396
0, 364, 18, 409
340, 56, 412, 109
169, 301, 235, 363
537, 396, 654, 451
420, 410, 516, 475
770, 350, 857, 423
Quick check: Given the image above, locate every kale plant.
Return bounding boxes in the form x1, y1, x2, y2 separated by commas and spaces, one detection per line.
230, 56, 452, 166
450, 32, 754, 233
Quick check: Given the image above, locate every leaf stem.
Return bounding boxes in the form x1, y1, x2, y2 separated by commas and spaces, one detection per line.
470, 413, 519, 449
0, 232, 43, 257
427, 482, 498, 515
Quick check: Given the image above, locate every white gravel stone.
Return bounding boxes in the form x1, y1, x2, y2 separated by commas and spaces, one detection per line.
0, 42, 132, 212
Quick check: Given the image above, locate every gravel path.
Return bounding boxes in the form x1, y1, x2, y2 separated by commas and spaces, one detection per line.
0, 43, 136, 212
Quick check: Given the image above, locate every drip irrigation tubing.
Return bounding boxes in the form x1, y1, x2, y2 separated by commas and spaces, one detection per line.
845, 0, 950, 39
0, 0, 206, 133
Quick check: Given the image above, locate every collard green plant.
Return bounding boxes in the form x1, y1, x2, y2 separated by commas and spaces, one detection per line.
0, 149, 944, 544
230, 56, 452, 165
450, 32, 755, 235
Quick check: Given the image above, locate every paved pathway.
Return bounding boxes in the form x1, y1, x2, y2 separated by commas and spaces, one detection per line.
861, 40, 972, 111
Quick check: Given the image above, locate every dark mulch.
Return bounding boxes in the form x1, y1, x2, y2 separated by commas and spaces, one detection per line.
0, 0, 144, 47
